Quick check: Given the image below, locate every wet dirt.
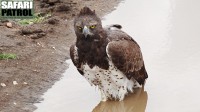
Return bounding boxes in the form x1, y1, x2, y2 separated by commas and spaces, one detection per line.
35, 0, 200, 112
0, 0, 121, 111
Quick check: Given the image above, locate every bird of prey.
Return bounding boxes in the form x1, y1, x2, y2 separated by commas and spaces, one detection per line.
70, 7, 148, 101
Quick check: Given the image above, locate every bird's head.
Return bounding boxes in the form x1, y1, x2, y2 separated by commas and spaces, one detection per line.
74, 7, 103, 38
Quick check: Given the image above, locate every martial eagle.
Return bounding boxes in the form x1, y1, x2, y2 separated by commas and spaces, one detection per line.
70, 7, 148, 101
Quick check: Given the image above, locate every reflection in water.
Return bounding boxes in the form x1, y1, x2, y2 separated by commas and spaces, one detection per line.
93, 87, 147, 112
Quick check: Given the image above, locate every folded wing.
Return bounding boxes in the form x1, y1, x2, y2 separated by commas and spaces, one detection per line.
106, 37, 148, 85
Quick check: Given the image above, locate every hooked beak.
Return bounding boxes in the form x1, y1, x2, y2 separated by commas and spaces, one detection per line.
82, 26, 90, 37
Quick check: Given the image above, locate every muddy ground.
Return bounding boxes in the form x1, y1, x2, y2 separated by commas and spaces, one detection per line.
0, 0, 121, 111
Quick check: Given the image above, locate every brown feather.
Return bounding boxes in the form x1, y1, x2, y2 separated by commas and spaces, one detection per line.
71, 6, 148, 85
70, 7, 148, 101
107, 34, 148, 85
79, 6, 95, 16
70, 44, 84, 75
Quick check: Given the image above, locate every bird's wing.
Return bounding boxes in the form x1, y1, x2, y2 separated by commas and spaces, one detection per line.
70, 44, 84, 75
106, 35, 148, 85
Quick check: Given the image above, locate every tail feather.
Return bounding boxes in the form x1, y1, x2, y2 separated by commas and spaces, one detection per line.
105, 24, 122, 30
111, 24, 122, 29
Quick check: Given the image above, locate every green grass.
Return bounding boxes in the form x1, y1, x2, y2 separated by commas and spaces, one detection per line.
18, 13, 51, 25
0, 53, 17, 60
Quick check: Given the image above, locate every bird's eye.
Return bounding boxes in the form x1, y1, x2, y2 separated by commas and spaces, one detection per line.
90, 25, 96, 29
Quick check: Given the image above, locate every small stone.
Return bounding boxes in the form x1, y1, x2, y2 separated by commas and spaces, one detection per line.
1, 83, 6, 87
37, 32, 46, 38
30, 34, 39, 39
52, 46, 56, 50
23, 82, 28, 85
32, 29, 43, 33
30, 32, 46, 39
13, 102, 17, 105
13, 81, 18, 85
6, 22, 12, 28
48, 18, 59, 24
33, 70, 37, 72
21, 29, 33, 35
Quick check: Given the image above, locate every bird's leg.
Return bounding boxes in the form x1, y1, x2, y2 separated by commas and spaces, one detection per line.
100, 90, 107, 102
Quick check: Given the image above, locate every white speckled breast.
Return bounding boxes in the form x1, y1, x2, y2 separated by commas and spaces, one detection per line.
82, 60, 140, 101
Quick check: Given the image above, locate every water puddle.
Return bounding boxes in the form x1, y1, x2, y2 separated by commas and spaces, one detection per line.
35, 60, 101, 112
35, 0, 200, 111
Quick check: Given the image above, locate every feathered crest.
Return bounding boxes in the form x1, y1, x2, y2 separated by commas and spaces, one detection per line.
79, 7, 95, 16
